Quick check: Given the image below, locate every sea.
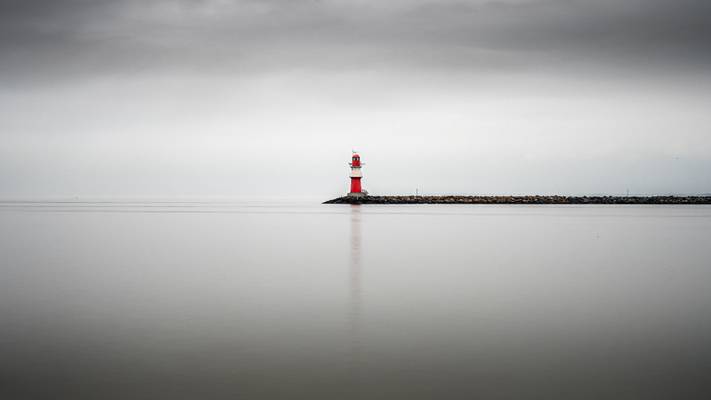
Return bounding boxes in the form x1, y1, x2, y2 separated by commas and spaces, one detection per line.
1, 199, 711, 399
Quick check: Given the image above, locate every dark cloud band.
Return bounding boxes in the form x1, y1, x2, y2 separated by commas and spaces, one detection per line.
1, 0, 710, 86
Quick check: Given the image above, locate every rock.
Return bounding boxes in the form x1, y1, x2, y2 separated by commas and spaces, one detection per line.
322, 195, 711, 205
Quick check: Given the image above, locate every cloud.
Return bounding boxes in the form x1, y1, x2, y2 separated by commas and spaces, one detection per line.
1, 1, 710, 196
1, 0, 710, 86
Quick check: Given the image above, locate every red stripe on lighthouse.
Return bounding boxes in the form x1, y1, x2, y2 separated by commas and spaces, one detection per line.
350, 177, 362, 193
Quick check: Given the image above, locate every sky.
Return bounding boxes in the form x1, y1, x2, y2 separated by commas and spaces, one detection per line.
1, 0, 710, 198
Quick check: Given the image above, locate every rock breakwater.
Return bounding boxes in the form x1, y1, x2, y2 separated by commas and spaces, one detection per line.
323, 195, 711, 205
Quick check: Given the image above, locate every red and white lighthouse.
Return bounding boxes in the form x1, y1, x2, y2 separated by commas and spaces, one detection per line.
348, 152, 365, 196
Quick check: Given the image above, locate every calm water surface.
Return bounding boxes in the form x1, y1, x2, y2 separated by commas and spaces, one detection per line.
1, 200, 711, 399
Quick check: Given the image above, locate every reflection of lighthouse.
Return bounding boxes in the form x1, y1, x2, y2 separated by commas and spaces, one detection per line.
348, 152, 366, 196
348, 205, 363, 386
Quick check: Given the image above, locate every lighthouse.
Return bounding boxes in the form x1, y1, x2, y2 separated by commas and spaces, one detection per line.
348, 152, 366, 196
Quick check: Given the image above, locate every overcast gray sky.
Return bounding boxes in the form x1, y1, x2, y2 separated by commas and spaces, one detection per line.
1, 0, 710, 198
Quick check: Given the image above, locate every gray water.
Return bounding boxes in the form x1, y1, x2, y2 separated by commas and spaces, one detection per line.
1, 200, 711, 399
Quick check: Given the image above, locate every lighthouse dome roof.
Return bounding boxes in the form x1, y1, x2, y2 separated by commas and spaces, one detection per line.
352, 153, 360, 158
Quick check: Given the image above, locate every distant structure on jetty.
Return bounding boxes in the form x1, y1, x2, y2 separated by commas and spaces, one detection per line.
347, 152, 367, 197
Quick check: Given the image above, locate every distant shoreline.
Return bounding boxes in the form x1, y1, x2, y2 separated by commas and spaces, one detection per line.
323, 195, 711, 205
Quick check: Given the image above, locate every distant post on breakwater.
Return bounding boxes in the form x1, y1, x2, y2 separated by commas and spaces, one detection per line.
348, 152, 366, 197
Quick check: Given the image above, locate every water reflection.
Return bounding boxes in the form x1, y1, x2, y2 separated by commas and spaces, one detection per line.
348, 205, 363, 384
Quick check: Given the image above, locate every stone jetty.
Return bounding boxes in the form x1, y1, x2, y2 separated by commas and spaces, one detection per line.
323, 195, 711, 205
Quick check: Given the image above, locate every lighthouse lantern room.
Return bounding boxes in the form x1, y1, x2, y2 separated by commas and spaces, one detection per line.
348, 152, 365, 196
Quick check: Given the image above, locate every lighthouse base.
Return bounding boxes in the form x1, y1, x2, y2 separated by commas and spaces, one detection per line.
347, 192, 367, 198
